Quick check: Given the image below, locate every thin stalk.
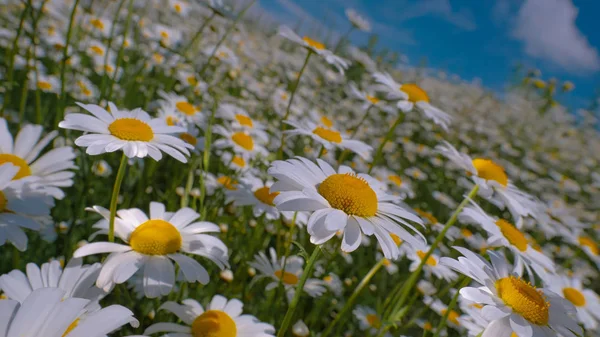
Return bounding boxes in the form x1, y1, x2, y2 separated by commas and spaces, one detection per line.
56, 0, 80, 127
321, 258, 385, 337
337, 104, 374, 164
368, 112, 404, 174
99, 0, 127, 101
183, 11, 217, 56
277, 51, 312, 159
277, 246, 322, 337
18, 48, 32, 125
199, 97, 218, 217
108, 154, 128, 242
106, 0, 135, 101
181, 156, 201, 208
433, 277, 469, 337
333, 25, 354, 53
197, 0, 256, 77
1, 4, 29, 116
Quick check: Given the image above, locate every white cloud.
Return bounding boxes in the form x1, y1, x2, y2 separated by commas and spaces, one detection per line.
512, 0, 600, 73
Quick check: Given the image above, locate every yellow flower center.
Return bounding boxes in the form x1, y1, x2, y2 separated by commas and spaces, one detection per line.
174, 3, 182, 12
129, 219, 182, 255
231, 156, 245, 168
312, 127, 342, 143
274, 269, 299, 285
62, 319, 79, 337
423, 322, 433, 330
180, 133, 197, 146
231, 132, 254, 151
108, 118, 154, 141
417, 250, 437, 266
90, 18, 104, 30
0, 191, 7, 212
176, 101, 197, 116
382, 259, 391, 266
366, 314, 381, 328
320, 116, 333, 128
324, 275, 333, 282
511, 333, 519, 337
187, 76, 197, 86
37, 81, 53, 90
579, 236, 598, 256
191, 310, 237, 337
253, 186, 279, 206
388, 175, 402, 186
235, 114, 253, 127
399, 84, 430, 103
105, 64, 114, 72
217, 176, 237, 190
90, 45, 104, 55
0, 154, 32, 179
318, 173, 378, 217
563, 287, 586, 307
166, 115, 178, 126
472, 158, 508, 187
461, 228, 473, 238
302, 36, 325, 50
415, 209, 438, 224
495, 276, 549, 325
441, 309, 460, 325
390, 233, 403, 246
495, 219, 528, 252
153, 53, 164, 63
367, 95, 380, 104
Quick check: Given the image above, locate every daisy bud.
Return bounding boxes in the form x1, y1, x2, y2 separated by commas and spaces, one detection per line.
220, 269, 234, 282
292, 320, 309, 337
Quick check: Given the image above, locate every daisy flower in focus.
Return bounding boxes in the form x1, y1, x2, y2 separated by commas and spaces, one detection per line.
544, 273, 600, 329
1, 117, 76, 199
59, 102, 192, 162
157, 91, 204, 126
278, 25, 349, 74
268, 157, 425, 259
143, 295, 275, 337
213, 125, 268, 160
225, 176, 284, 220
441, 247, 582, 337
345, 9, 371, 32
249, 247, 327, 301
284, 119, 373, 160
74, 202, 229, 298
373, 72, 452, 130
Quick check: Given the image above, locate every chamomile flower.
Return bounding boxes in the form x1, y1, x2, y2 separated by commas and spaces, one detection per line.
345, 9, 371, 32
30, 73, 60, 93
91, 160, 112, 177
74, 202, 229, 298
284, 120, 373, 160
249, 247, 327, 301
348, 83, 389, 112
213, 126, 268, 160
225, 176, 283, 220
143, 295, 275, 337
544, 273, 600, 329
423, 296, 463, 330
407, 242, 457, 281
59, 102, 192, 162
157, 91, 204, 126
441, 247, 582, 337
373, 72, 452, 130
221, 152, 256, 173
268, 157, 425, 259
179, 125, 203, 154
278, 25, 349, 74
217, 103, 268, 141
353, 306, 390, 336
0, 117, 76, 199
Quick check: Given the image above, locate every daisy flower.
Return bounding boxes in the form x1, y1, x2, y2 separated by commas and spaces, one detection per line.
213, 125, 268, 160
225, 176, 284, 220
91, 160, 112, 177
406, 241, 457, 282
345, 9, 371, 32
459, 199, 555, 278
143, 295, 275, 337
0, 288, 138, 337
74, 202, 229, 298
221, 152, 256, 174
157, 91, 204, 126
217, 103, 268, 141
284, 119, 373, 160
249, 247, 327, 301
268, 157, 425, 259
544, 273, 600, 330
30, 73, 60, 93
278, 25, 349, 74
353, 306, 390, 336
441, 247, 582, 337
0, 117, 76, 199
373, 72, 452, 130
0, 163, 54, 251
423, 296, 463, 330
59, 102, 192, 162
348, 83, 392, 112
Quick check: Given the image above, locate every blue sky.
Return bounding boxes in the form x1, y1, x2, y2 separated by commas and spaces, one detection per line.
251, 0, 600, 111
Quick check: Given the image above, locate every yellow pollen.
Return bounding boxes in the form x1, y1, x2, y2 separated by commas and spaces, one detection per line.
129, 219, 182, 255
312, 127, 342, 143
382, 259, 391, 266
160, 31, 169, 39
62, 319, 79, 337
563, 287, 586, 307
235, 114, 253, 127
166, 115, 178, 126
511, 333, 519, 337
302, 36, 325, 50
37, 81, 53, 90
366, 314, 381, 328
441, 309, 460, 325
390, 233, 403, 246
274, 269, 299, 285
423, 322, 433, 331
417, 250, 437, 266
318, 173, 378, 217
180, 133, 197, 146
461, 228, 473, 238
579, 236, 599, 256
320, 116, 333, 128
415, 209, 438, 224
281, 93, 288, 101
472, 158, 508, 187
400, 83, 430, 103
105, 64, 114, 72
191, 310, 237, 337
108, 118, 154, 141
231, 156, 245, 167
253, 186, 279, 206
90, 18, 104, 30
495, 219, 528, 252
367, 95, 380, 104
0, 191, 7, 212
231, 132, 254, 151
495, 276, 549, 325
187, 76, 197, 86
388, 175, 402, 186
324, 275, 333, 282
90, 45, 104, 55
153, 53, 164, 63
217, 176, 237, 190
176, 101, 197, 116
174, 3, 182, 12
0, 154, 32, 179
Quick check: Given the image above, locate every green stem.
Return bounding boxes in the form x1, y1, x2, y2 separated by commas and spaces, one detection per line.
108, 154, 128, 242
106, 0, 135, 102
199, 97, 218, 217
56, 0, 80, 127
181, 156, 201, 208
368, 112, 404, 174
18, 48, 31, 126
277, 246, 322, 337
1, 3, 29, 117
277, 51, 312, 159
433, 277, 469, 337
333, 25, 354, 54
183, 11, 217, 56
99, 0, 127, 101
337, 104, 374, 164
321, 258, 385, 337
